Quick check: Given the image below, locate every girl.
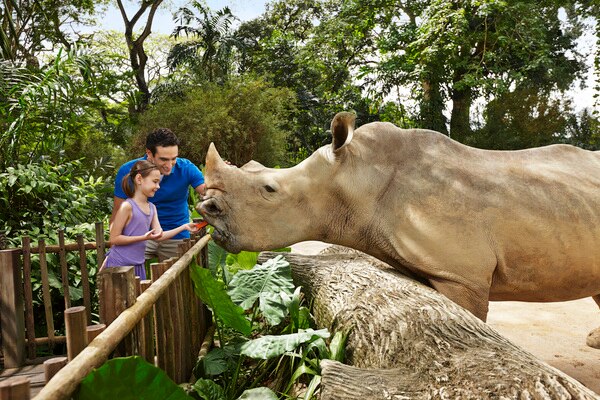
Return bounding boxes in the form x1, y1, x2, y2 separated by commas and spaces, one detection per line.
103, 160, 198, 279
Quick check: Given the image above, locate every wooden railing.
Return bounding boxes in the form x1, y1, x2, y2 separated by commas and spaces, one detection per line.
33, 234, 212, 400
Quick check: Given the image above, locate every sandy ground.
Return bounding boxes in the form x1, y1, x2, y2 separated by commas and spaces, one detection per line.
290, 241, 600, 395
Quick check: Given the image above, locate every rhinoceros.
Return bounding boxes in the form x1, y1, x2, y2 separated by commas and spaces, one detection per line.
199, 111, 600, 347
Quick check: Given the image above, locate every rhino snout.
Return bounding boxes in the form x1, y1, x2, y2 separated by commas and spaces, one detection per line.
200, 198, 223, 217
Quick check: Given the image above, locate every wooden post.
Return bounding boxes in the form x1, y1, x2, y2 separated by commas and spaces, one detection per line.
44, 357, 68, 382
98, 266, 136, 356
86, 324, 106, 343
151, 262, 171, 377
95, 222, 105, 271
38, 239, 55, 351
140, 280, 154, 365
77, 235, 92, 324
0, 376, 30, 400
0, 249, 25, 368
21, 237, 36, 360
58, 230, 71, 309
65, 306, 87, 361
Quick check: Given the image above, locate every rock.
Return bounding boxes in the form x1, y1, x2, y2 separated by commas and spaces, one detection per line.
586, 327, 600, 349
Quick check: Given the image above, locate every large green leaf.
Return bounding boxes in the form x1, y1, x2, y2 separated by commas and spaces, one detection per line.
193, 378, 226, 400
190, 265, 251, 336
74, 356, 189, 400
236, 387, 278, 399
208, 240, 228, 278
240, 328, 330, 360
228, 255, 295, 325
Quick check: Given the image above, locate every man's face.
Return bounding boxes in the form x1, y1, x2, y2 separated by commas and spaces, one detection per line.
147, 145, 178, 176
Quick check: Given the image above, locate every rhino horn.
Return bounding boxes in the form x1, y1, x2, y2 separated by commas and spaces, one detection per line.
331, 112, 356, 151
205, 143, 228, 185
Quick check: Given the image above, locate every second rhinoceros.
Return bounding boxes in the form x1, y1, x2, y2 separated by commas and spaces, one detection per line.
200, 112, 600, 346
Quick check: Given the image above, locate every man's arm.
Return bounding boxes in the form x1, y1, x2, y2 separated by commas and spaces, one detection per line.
194, 183, 206, 197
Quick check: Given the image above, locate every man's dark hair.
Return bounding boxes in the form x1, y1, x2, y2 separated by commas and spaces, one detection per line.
146, 128, 180, 155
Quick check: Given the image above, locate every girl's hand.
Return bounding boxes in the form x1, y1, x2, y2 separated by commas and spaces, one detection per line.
146, 229, 163, 240
185, 222, 200, 233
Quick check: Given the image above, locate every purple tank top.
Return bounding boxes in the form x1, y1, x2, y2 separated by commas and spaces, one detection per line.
105, 199, 155, 268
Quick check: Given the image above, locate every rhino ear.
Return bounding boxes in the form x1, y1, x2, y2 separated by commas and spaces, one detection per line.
205, 143, 228, 185
331, 112, 356, 151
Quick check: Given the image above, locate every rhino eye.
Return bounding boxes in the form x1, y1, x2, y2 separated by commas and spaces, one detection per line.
264, 184, 276, 193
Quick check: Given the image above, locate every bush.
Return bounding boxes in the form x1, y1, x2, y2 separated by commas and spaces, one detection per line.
133, 77, 296, 167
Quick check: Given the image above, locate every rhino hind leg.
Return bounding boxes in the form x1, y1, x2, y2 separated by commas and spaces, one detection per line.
429, 278, 490, 321
586, 294, 600, 349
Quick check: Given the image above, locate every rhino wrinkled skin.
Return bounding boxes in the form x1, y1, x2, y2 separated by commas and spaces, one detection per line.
200, 112, 600, 345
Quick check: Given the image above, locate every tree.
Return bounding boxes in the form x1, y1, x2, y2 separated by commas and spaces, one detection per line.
339, 0, 594, 143
0, 0, 99, 67
116, 0, 164, 114
168, 2, 242, 83
133, 78, 295, 167
0, 46, 130, 170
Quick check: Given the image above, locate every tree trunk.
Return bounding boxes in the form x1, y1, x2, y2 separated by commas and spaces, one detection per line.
258, 249, 600, 400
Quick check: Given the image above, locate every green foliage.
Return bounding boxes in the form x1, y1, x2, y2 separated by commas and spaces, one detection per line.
228, 255, 295, 325
134, 78, 295, 167
191, 254, 346, 399
74, 356, 190, 400
0, 46, 131, 170
0, 159, 112, 240
190, 266, 252, 336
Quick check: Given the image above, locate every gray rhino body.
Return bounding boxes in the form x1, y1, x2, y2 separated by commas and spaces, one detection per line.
200, 112, 600, 335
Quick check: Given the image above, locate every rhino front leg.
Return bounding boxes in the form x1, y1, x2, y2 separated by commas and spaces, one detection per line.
429, 278, 490, 321
586, 294, 600, 349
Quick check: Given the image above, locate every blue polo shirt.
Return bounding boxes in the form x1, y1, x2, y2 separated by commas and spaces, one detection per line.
114, 157, 204, 239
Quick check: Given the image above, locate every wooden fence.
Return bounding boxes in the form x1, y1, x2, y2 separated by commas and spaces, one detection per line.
35, 234, 212, 399
0, 222, 107, 369
1, 229, 212, 399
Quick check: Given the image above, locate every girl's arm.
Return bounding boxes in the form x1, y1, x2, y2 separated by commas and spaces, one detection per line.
110, 202, 156, 245
156, 222, 199, 241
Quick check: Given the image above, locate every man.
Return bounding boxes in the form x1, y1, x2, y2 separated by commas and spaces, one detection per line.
111, 128, 205, 261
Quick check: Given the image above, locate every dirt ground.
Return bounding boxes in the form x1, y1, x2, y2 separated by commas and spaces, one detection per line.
290, 241, 600, 395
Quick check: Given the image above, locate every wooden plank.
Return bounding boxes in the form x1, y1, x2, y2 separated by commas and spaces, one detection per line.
21, 237, 36, 360
77, 235, 92, 324
37, 239, 55, 351
0, 249, 25, 368
57, 230, 71, 310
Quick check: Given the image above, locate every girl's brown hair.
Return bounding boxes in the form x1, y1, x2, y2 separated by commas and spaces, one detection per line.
121, 160, 159, 198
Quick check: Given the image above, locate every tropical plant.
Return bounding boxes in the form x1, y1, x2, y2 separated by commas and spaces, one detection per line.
190, 254, 347, 399
0, 46, 130, 170
0, 158, 112, 341
74, 356, 190, 400
169, 2, 242, 83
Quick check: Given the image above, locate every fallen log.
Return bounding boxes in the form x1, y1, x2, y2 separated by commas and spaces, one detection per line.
258, 249, 600, 399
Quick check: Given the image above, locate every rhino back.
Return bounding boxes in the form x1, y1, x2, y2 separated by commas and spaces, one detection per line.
341, 122, 600, 300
